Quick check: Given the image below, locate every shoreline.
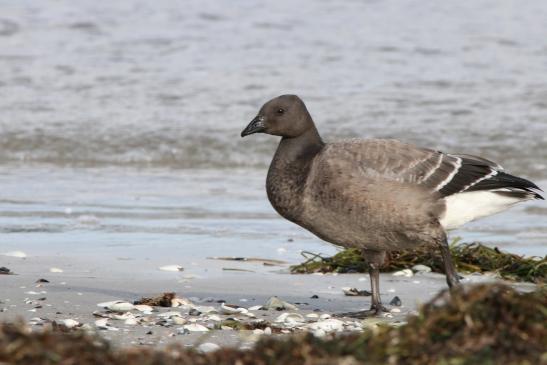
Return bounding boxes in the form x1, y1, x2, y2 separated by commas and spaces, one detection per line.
0, 252, 535, 348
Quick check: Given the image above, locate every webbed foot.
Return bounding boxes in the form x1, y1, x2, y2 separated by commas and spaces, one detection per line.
334, 304, 390, 318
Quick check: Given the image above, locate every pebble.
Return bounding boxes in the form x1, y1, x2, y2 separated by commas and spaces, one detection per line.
389, 296, 402, 307
392, 269, 413, 277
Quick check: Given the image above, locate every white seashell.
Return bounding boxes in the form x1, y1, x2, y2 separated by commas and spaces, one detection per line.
207, 314, 221, 322
220, 303, 248, 315
391, 308, 401, 313
248, 305, 263, 311
134, 305, 153, 313
358, 277, 367, 282
158, 311, 182, 318
171, 297, 193, 307
312, 328, 326, 337
305, 319, 345, 333
275, 313, 305, 324
172, 317, 187, 325
49, 267, 63, 273
306, 313, 319, 319
198, 342, 220, 353
264, 327, 272, 335
95, 318, 109, 328
392, 269, 413, 277
81, 323, 94, 331
159, 265, 184, 272
94, 318, 119, 331
124, 318, 138, 325
183, 323, 209, 332
412, 264, 432, 273
3, 251, 27, 258
108, 301, 134, 312
113, 312, 134, 320
60, 319, 79, 328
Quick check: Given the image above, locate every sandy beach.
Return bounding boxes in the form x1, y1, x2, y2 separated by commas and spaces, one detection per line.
1, 249, 536, 349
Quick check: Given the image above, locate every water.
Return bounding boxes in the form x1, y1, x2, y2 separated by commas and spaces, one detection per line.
0, 0, 545, 264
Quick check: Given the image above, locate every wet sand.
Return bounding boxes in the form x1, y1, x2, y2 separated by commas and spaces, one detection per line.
0, 252, 535, 349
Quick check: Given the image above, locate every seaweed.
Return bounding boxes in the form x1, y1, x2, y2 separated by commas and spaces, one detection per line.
134, 292, 176, 307
0, 284, 544, 365
290, 240, 547, 283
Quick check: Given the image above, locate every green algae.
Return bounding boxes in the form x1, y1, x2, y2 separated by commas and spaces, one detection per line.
290, 240, 546, 283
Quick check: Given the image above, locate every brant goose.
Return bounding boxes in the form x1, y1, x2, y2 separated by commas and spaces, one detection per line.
241, 95, 543, 317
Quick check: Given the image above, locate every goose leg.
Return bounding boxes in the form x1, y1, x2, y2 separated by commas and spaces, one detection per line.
335, 249, 389, 318
439, 236, 460, 288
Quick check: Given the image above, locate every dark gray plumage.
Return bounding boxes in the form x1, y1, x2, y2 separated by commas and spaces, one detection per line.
241, 94, 543, 317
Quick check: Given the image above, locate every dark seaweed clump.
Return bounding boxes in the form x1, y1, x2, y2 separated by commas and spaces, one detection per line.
290, 240, 546, 283
0, 284, 545, 365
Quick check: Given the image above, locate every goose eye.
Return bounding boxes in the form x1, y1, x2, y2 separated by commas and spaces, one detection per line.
277, 108, 285, 115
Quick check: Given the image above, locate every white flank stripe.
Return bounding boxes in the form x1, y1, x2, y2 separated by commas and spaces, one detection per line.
440, 191, 527, 230
434, 157, 462, 191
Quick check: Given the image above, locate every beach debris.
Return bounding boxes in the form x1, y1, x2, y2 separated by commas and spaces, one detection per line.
198, 342, 220, 353
207, 256, 287, 266
412, 264, 432, 273
247, 305, 263, 311
342, 287, 372, 296
59, 319, 80, 329
389, 296, 402, 306
220, 303, 248, 315
97, 301, 134, 312
134, 292, 177, 307
159, 265, 184, 272
35, 278, 49, 283
134, 304, 154, 313
264, 297, 298, 311
222, 267, 255, 272
94, 318, 118, 331
392, 269, 413, 277
305, 319, 345, 336
181, 323, 209, 333
0, 267, 12, 275
275, 313, 305, 325
292, 240, 546, 283
2, 251, 27, 258
49, 267, 63, 273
